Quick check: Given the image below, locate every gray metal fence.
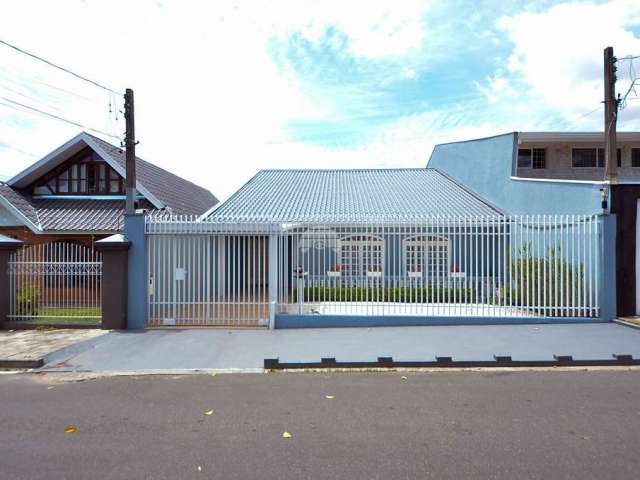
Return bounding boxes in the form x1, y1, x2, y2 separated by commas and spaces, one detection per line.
8, 242, 102, 324
146, 215, 601, 327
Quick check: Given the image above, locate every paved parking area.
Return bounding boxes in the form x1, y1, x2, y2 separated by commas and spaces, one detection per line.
40, 323, 640, 373
0, 329, 106, 368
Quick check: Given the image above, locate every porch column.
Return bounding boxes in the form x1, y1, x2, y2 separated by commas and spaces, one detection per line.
124, 213, 147, 329
0, 235, 23, 328
599, 214, 617, 321
268, 234, 278, 329
95, 234, 131, 330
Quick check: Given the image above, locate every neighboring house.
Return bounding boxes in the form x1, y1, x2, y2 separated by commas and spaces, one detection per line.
428, 131, 640, 317
0, 131, 219, 246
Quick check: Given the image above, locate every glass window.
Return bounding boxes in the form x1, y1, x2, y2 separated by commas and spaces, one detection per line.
58, 171, 68, 193
404, 236, 449, 277
517, 149, 532, 168
532, 148, 546, 169
98, 165, 106, 192
339, 236, 384, 277
632, 148, 640, 167
572, 148, 598, 168
109, 168, 120, 193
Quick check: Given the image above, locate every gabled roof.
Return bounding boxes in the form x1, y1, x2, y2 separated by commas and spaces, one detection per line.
206, 168, 503, 224
1, 132, 218, 233
8, 132, 218, 215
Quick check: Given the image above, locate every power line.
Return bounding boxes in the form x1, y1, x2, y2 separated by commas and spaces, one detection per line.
0, 142, 39, 157
0, 96, 121, 140
0, 39, 122, 95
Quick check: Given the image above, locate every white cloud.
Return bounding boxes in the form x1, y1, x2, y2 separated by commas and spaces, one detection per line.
497, 0, 640, 119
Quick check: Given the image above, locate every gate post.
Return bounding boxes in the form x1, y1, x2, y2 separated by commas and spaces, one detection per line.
599, 214, 617, 321
124, 213, 147, 329
0, 235, 23, 328
268, 234, 278, 329
95, 235, 131, 329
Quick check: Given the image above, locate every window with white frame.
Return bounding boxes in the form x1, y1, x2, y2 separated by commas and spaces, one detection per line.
339, 235, 384, 276
517, 148, 546, 169
404, 236, 449, 277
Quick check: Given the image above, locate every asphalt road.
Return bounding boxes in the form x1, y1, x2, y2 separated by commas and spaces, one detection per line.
1, 370, 639, 479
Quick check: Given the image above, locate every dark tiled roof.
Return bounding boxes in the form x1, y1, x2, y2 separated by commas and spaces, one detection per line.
0, 183, 39, 226
87, 134, 218, 215
34, 198, 156, 232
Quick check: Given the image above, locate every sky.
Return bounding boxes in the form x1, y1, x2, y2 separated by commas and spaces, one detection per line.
1, 0, 640, 200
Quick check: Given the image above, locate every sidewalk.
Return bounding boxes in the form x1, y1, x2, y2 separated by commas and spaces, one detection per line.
39, 322, 640, 373
0, 329, 106, 368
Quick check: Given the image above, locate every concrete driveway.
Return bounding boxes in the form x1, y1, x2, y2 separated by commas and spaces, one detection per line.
40, 322, 640, 373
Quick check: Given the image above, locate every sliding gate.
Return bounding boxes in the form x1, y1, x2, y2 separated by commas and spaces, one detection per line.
146, 215, 602, 327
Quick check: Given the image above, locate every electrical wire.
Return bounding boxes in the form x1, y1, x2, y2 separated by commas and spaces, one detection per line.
0, 96, 121, 140
0, 39, 122, 95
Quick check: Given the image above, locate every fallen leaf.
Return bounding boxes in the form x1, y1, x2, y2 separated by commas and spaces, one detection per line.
64, 425, 77, 434
204, 409, 213, 416
47, 386, 55, 390
401, 375, 408, 381
197, 466, 202, 472
282, 431, 292, 438
325, 395, 335, 399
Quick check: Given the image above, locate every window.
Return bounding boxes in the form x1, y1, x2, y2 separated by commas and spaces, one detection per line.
31, 149, 124, 195
632, 148, 640, 167
339, 236, 384, 277
518, 148, 546, 169
572, 147, 621, 168
517, 149, 531, 168
404, 236, 449, 277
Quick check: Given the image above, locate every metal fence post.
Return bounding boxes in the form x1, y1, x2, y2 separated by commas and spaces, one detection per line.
599, 214, 617, 321
95, 234, 131, 329
125, 212, 147, 329
268, 233, 278, 329
0, 235, 23, 328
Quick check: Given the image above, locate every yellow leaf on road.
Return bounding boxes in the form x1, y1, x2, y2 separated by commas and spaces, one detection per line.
47, 386, 55, 390
64, 425, 76, 434
282, 431, 292, 438
325, 395, 335, 399
204, 409, 213, 416
401, 375, 408, 381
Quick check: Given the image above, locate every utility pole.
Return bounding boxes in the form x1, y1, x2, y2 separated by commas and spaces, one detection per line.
124, 88, 137, 214
604, 46, 618, 183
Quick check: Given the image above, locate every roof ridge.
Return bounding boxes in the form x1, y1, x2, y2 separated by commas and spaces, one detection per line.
258, 167, 430, 173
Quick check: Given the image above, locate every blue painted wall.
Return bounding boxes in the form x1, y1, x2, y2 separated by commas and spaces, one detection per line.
124, 213, 146, 329
428, 133, 604, 215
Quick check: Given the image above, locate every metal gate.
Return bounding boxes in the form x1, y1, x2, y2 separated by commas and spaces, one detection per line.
8, 242, 102, 324
146, 215, 602, 327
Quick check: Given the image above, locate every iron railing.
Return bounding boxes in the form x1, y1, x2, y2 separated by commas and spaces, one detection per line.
146, 215, 601, 326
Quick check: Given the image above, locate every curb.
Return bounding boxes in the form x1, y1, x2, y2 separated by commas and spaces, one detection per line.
613, 319, 640, 330
0, 358, 44, 369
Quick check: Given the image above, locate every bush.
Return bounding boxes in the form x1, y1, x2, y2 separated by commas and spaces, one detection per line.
293, 286, 476, 303
16, 284, 41, 316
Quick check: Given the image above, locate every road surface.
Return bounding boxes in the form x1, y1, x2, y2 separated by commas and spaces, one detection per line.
1, 369, 639, 479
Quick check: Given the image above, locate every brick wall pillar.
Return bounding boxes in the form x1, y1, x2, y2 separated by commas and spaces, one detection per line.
0, 235, 24, 328
95, 234, 131, 330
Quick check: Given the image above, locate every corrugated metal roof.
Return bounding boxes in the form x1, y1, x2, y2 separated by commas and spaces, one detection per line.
207, 168, 503, 223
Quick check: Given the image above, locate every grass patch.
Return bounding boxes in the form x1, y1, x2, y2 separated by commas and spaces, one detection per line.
18, 307, 101, 325
294, 287, 476, 303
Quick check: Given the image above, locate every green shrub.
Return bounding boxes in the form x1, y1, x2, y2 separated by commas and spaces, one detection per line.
16, 284, 41, 316
293, 286, 476, 303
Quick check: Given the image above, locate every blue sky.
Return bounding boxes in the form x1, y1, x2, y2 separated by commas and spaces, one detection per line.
1, 0, 640, 198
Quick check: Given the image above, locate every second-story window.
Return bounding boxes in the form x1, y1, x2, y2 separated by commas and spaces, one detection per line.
632, 148, 640, 167
572, 148, 621, 168
517, 148, 546, 169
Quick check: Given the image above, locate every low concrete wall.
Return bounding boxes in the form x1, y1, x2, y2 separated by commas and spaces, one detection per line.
275, 314, 606, 329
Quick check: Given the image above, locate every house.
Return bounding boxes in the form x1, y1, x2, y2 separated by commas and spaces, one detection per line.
0, 131, 218, 246
428, 131, 640, 317
141, 168, 603, 328
0, 132, 218, 326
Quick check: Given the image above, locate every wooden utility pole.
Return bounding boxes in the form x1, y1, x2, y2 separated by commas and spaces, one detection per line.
124, 88, 137, 214
604, 46, 618, 182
